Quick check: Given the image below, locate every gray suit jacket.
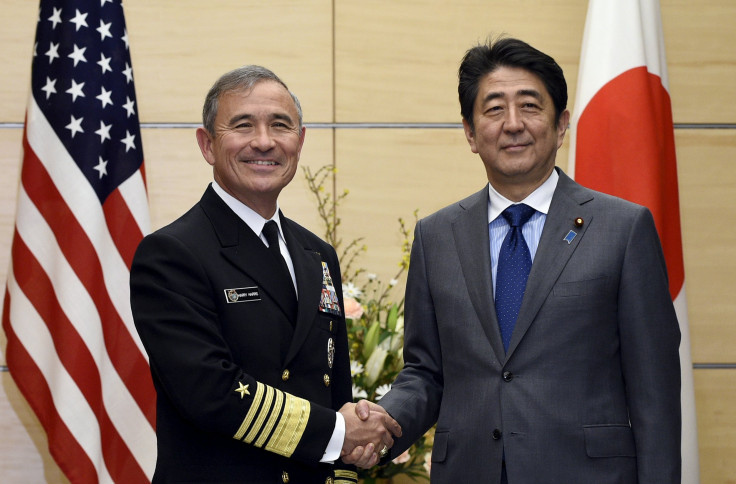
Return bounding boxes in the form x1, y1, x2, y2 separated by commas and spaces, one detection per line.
379, 169, 681, 483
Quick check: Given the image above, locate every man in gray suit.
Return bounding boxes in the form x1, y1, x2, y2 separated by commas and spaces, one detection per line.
350, 37, 682, 483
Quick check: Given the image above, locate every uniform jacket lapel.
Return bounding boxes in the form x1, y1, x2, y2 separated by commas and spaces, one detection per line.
199, 186, 298, 323
452, 187, 507, 365
281, 215, 325, 367
506, 169, 595, 358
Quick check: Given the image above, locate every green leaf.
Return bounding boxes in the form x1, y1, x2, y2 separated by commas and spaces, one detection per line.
362, 320, 380, 359
387, 304, 399, 331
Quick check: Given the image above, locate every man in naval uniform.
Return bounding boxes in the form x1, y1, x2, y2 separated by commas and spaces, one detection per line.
130, 65, 400, 483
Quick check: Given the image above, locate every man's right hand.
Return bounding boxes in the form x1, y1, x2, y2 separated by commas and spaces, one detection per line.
339, 400, 402, 468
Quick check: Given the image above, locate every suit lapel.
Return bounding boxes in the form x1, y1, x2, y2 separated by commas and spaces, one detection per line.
506, 170, 595, 357
280, 215, 325, 366
199, 187, 298, 322
453, 187, 507, 364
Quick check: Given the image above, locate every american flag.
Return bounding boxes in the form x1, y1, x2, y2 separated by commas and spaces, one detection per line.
2, 1, 156, 482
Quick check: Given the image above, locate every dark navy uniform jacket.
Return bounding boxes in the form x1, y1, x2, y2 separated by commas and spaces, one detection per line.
131, 185, 357, 484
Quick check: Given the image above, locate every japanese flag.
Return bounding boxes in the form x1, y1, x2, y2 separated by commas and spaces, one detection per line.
568, 1, 699, 482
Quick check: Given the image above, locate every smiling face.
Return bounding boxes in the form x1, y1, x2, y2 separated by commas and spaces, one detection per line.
463, 66, 569, 201
196, 80, 305, 218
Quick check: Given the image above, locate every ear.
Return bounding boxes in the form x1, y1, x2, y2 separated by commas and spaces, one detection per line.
462, 118, 479, 154
556, 110, 571, 149
296, 126, 306, 157
196, 127, 216, 166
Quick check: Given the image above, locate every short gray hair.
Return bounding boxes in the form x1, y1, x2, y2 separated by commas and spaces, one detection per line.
201, 65, 303, 134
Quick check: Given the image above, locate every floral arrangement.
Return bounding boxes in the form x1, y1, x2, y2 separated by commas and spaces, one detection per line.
304, 165, 433, 483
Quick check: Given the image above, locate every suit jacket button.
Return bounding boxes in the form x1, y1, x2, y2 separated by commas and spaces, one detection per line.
323, 374, 331, 386
325, 477, 334, 484
492, 429, 502, 440
503, 371, 513, 382
282, 369, 290, 381
281, 471, 289, 483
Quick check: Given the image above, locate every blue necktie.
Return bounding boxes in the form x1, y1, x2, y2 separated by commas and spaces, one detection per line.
495, 204, 536, 352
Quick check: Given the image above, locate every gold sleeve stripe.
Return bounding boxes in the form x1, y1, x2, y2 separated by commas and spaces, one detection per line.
334, 469, 358, 483
234, 381, 265, 440
265, 392, 310, 458
254, 387, 284, 448
245, 385, 276, 445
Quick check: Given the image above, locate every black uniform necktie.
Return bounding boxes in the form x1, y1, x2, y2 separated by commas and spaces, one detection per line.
262, 220, 297, 307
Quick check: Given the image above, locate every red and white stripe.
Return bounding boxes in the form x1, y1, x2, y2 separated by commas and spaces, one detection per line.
2, 97, 156, 482
569, 1, 699, 482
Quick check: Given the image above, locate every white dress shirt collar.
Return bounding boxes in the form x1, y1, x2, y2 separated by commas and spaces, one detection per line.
210, 181, 284, 242
487, 168, 559, 223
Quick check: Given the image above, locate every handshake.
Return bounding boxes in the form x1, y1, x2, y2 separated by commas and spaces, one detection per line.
338, 399, 403, 468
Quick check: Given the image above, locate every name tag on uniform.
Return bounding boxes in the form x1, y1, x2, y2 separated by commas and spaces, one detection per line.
318, 261, 342, 316
224, 287, 261, 304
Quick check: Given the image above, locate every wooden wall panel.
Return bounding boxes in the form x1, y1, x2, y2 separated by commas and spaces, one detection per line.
334, 0, 587, 123
662, 0, 736, 123
5, 3, 736, 125
0, 1, 334, 125
124, 0, 334, 124
694, 369, 736, 483
0, 1, 36, 123
278, 128, 337, 240
0, 129, 23, 341
677, 130, 736, 363
335, 0, 736, 124
141, 128, 212, 231
336, 128, 484, 281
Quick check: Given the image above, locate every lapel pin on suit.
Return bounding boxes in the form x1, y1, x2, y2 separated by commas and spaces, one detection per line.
564, 217, 584, 245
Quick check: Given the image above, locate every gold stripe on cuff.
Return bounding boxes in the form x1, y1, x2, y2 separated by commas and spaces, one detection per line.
334, 469, 358, 483
245, 385, 275, 445
265, 392, 310, 457
255, 387, 284, 448
233, 381, 265, 440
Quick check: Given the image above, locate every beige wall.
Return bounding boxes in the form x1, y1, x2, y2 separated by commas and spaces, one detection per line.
1, 1, 735, 482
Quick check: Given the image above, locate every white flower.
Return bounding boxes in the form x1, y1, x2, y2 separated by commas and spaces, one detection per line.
364, 346, 388, 386
342, 282, 363, 298
367, 273, 377, 281
352, 384, 368, 399
375, 383, 392, 400
389, 278, 398, 287
378, 337, 392, 351
390, 332, 404, 353
424, 451, 432, 475
350, 360, 364, 377
395, 315, 404, 333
